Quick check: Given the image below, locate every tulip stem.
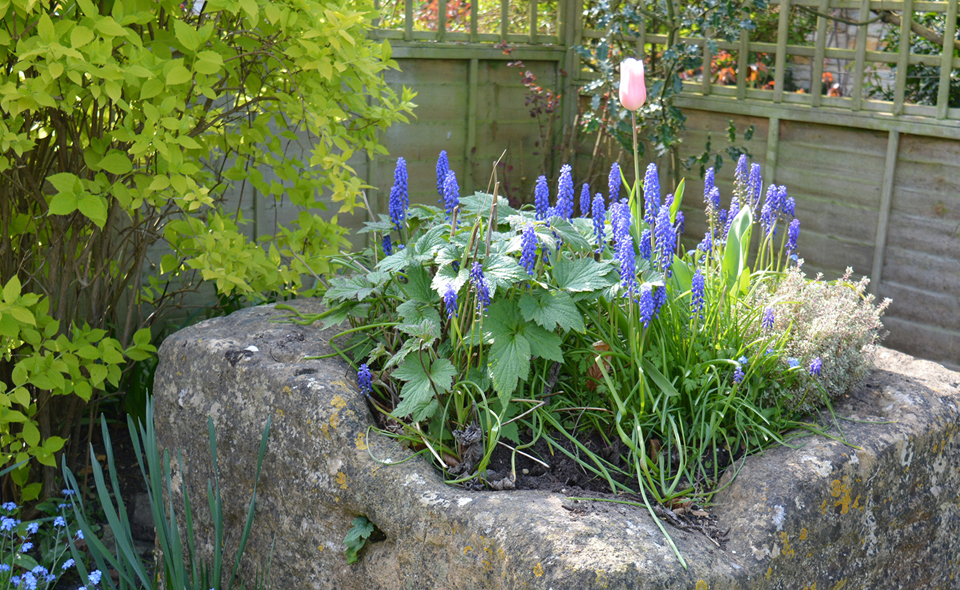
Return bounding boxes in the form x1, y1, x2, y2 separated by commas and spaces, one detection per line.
631, 110, 640, 218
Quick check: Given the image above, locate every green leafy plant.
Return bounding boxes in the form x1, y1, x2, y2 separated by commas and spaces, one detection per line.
0, 0, 415, 501
62, 399, 273, 590
343, 516, 378, 564
295, 148, 887, 566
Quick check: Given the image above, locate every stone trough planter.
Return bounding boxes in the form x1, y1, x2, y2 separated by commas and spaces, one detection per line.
153, 299, 960, 589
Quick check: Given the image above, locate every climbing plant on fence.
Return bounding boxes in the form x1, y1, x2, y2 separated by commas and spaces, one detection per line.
0, 0, 414, 502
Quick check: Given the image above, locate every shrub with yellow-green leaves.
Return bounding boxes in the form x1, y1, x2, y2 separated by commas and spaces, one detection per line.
0, 0, 414, 500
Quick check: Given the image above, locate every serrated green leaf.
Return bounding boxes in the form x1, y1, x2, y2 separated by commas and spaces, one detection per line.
8, 306, 35, 326
343, 516, 374, 544
413, 225, 448, 260
526, 325, 563, 363
548, 218, 593, 252
325, 275, 372, 302
397, 300, 441, 330
392, 357, 455, 422
376, 249, 412, 273
487, 330, 530, 398
518, 290, 584, 333
398, 318, 440, 341
166, 65, 192, 86
552, 258, 614, 292
173, 19, 201, 52
430, 264, 469, 297
404, 265, 435, 304
483, 253, 526, 296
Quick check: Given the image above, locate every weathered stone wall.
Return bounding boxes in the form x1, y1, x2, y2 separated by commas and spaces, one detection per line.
153, 299, 960, 589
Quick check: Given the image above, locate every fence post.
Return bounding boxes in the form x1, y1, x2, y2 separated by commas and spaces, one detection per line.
466, 58, 479, 195
871, 130, 900, 293
893, 0, 914, 116
765, 117, 780, 185
811, 0, 828, 106
936, 0, 958, 119
772, 0, 791, 103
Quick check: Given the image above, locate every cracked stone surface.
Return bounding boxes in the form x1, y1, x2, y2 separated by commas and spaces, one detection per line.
153, 299, 960, 589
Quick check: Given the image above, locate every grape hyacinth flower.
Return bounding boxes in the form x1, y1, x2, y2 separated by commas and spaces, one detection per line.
783, 195, 796, 219
734, 154, 748, 190
643, 163, 660, 224
760, 184, 780, 237
733, 366, 745, 384
639, 229, 652, 260
691, 269, 705, 319
389, 157, 409, 231
520, 223, 538, 275
557, 164, 574, 220
580, 183, 591, 217
723, 200, 740, 239
443, 283, 459, 319
786, 219, 800, 255
787, 357, 800, 369
436, 151, 449, 199
697, 232, 712, 254
706, 186, 721, 214
704, 167, 715, 197
638, 285, 655, 328
608, 162, 621, 205
762, 307, 775, 331
470, 262, 491, 311
809, 357, 823, 377
652, 285, 667, 318
357, 364, 372, 396
748, 163, 762, 211
534, 175, 550, 221
382, 234, 392, 257
592, 194, 606, 253
675, 210, 685, 236
617, 234, 637, 296
612, 199, 631, 246
443, 170, 459, 219
654, 206, 676, 276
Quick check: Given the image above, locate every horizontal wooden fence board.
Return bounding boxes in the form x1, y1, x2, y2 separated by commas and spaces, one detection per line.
880, 246, 960, 297
881, 316, 960, 373
885, 214, 960, 262
879, 281, 960, 333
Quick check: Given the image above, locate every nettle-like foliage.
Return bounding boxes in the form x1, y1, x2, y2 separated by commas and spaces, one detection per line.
0, 0, 414, 500
303, 153, 887, 528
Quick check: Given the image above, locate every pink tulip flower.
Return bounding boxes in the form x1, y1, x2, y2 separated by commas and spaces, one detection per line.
619, 58, 646, 111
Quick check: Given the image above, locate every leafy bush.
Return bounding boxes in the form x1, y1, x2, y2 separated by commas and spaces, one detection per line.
0, 0, 414, 500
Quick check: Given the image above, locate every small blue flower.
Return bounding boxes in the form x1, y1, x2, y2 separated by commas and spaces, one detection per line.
62, 489, 75, 497
382, 234, 392, 257
704, 167, 715, 197
643, 163, 660, 224
787, 357, 800, 369
762, 307, 775, 331
20, 541, 32, 552
436, 151, 450, 198
611, 200, 631, 247
1, 516, 16, 531
557, 165, 574, 220
691, 269, 705, 319
738, 356, 749, 366
0, 564, 9, 572
2, 502, 17, 511
617, 235, 637, 296
10, 575, 19, 588
58, 503, 68, 509
358, 365, 372, 397
591, 194, 606, 253
389, 157, 408, 231
608, 162, 621, 205
26, 521, 39, 534
443, 283, 459, 319
62, 559, 75, 571
675, 210, 685, 236
520, 223, 538, 275
534, 175, 550, 221
654, 206, 676, 276
783, 195, 796, 219
733, 367, 745, 384
30, 566, 47, 578
697, 232, 712, 254
748, 163, 762, 210
735, 154, 748, 186
809, 357, 822, 377
88, 570, 102, 586
75, 530, 84, 540
443, 170, 460, 219
470, 262, 491, 311
22, 572, 36, 590
707, 186, 721, 215
787, 219, 800, 255
638, 286, 655, 328
638, 229, 652, 261
54, 516, 66, 527
580, 183, 591, 217
653, 285, 667, 318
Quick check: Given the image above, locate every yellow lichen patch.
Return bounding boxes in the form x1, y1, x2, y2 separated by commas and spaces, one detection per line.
820, 499, 828, 515
779, 531, 795, 557
282, 386, 291, 395
332, 380, 350, 392
830, 476, 853, 515
801, 583, 817, 590
332, 394, 347, 409
799, 528, 808, 541
852, 494, 862, 511
275, 408, 284, 417
533, 563, 544, 577
695, 581, 708, 590
329, 412, 340, 430
355, 431, 368, 450
767, 567, 773, 580
832, 578, 846, 590
595, 570, 608, 588
463, 546, 473, 555
335, 471, 347, 490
